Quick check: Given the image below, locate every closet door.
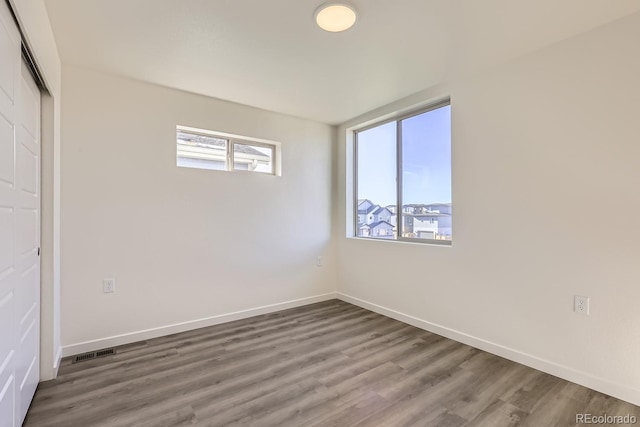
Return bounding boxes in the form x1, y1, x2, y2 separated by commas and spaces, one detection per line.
0, 2, 22, 425
16, 61, 41, 425
0, 2, 41, 425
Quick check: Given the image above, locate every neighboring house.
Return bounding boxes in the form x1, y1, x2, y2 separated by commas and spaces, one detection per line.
425, 203, 452, 215
435, 213, 452, 237
425, 203, 452, 238
360, 221, 395, 239
402, 205, 416, 215
372, 206, 393, 224
358, 201, 398, 236
402, 215, 414, 236
358, 199, 374, 211
412, 214, 439, 239
358, 201, 450, 238
357, 199, 378, 226
384, 205, 398, 227
398, 203, 452, 238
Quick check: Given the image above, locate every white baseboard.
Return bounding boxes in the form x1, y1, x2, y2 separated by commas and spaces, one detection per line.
337, 292, 640, 407
62, 292, 338, 358
53, 346, 62, 376
39, 345, 63, 382
52, 346, 62, 377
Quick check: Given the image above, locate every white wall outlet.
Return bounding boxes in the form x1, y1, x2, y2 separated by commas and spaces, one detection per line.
103, 278, 116, 293
574, 295, 589, 315
316, 256, 323, 267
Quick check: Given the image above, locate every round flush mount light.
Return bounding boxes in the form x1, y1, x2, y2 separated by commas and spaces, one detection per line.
315, 3, 357, 32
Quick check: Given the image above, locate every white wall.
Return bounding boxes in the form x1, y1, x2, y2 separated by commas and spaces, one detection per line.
60, 66, 336, 353
9, 0, 62, 380
337, 12, 640, 405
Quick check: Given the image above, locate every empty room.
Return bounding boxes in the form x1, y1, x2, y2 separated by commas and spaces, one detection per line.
1, 0, 640, 426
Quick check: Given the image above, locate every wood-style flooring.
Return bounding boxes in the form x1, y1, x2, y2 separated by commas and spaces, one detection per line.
24, 300, 640, 426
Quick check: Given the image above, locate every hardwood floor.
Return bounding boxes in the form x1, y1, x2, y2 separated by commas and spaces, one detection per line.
24, 300, 639, 426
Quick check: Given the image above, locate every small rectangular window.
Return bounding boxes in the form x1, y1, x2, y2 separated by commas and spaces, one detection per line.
354, 100, 451, 244
177, 126, 278, 175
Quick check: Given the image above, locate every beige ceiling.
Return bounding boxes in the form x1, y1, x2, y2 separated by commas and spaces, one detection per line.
44, 0, 640, 124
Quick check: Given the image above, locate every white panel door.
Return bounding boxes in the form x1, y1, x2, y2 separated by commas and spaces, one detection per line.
0, 2, 41, 426
16, 62, 41, 425
0, 3, 22, 426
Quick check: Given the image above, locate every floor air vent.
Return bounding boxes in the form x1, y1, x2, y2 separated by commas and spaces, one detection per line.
72, 348, 116, 363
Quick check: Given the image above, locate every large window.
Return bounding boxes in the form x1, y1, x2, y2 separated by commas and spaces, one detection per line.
355, 100, 452, 244
177, 126, 277, 175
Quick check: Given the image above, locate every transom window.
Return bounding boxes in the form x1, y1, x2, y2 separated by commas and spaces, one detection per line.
354, 100, 452, 244
176, 126, 278, 175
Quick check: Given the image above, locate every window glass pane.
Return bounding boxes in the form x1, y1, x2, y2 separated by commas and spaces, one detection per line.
400, 105, 452, 241
234, 143, 274, 174
356, 121, 397, 239
177, 131, 227, 171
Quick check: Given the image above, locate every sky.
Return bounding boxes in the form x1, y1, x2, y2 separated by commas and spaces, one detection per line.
357, 105, 451, 206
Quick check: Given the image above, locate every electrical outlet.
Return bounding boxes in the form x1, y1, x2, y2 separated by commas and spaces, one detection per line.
574, 295, 589, 315
103, 278, 115, 293
316, 256, 323, 267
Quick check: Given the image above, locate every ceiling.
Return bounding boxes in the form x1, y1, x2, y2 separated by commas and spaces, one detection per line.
44, 0, 640, 125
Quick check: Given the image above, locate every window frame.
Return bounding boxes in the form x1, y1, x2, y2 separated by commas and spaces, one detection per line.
176, 125, 280, 176
353, 98, 451, 246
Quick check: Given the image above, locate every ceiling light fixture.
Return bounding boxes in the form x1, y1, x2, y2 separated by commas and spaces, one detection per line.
315, 3, 357, 33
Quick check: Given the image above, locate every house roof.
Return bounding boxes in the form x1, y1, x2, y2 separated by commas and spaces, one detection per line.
358, 204, 378, 215
177, 132, 225, 149
367, 220, 394, 230
372, 206, 391, 215
177, 132, 270, 159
